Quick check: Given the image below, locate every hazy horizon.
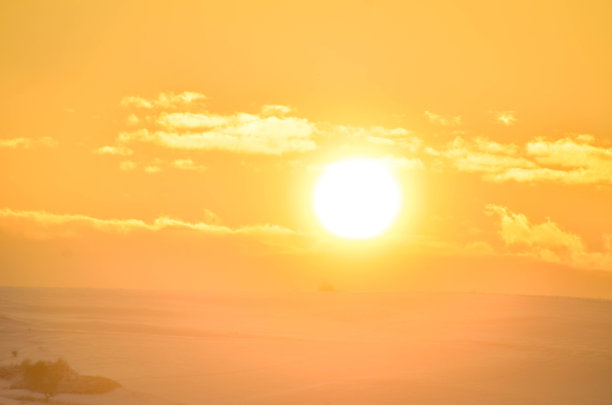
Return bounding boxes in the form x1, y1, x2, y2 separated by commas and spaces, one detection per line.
1, 287, 611, 404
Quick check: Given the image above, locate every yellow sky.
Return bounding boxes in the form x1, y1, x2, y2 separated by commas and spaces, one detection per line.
1, 0, 611, 297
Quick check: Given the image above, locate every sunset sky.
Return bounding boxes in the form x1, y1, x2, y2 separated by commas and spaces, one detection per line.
1, 0, 611, 297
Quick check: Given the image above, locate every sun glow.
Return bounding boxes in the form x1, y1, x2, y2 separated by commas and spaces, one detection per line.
314, 159, 401, 239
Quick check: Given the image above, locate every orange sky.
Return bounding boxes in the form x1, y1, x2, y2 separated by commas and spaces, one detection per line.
1, 0, 611, 297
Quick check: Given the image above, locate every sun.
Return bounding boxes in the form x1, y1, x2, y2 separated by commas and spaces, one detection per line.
314, 159, 401, 239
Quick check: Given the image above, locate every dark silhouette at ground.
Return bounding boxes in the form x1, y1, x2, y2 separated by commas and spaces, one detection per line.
0, 358, 120, 401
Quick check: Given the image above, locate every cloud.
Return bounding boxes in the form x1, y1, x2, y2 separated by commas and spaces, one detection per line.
425, 111, 461, 126
432, 135, 612, 185
120, 91, 206, 109
144, 165, 162, 174
172, 159, 206, 171
119, 161, 137, 171
118, 125, 316, 155
113, 95, 318, 154
492, 110, 517, 125
521, 136, 612, 183
106, 91, 609, 185
126, 113, 140, 126
489, 136, 612, 184
486, 205, 612, 270
486, 205, 584, 250
156, 112, 230, 130
0, 137, 58, 149
101, 92, 422, 156
433, 136, 535, 176
488, 167, 593, 184
327, 125, 421, 151
93, 145, 133, 156
472, 137, 519, 155
117, 158, 205, 173
261, 104, 292, 117
0, 207, 296, 238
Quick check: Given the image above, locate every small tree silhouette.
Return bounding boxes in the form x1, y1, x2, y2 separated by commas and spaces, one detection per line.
22, 358, 70, 401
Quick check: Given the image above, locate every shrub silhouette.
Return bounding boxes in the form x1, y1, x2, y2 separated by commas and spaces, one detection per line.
1, 358, 120, 400
22, 359, 69, 400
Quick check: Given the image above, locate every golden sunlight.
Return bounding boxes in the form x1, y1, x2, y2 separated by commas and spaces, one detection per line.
1, 2, 611, 404
314, 159, 401, 239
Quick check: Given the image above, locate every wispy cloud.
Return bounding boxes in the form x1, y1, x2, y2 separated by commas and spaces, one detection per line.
117, 123, 316, 155
101, 92, 422, 156
492, 110, 517, 125
261, 104, 292, 117
156, 112, 230, 130
93, 145, 133, 156
118, 158, 206, 173
117, 93, 317, 154
431, 136, 535, 176
486, 205, 612, 270
0, 137, 57, 149
425, 111, 461, 126
432, 135, 612, 185
172, 159, 206, 171
325, 124, 421, 151
143, 165, 162, 174
119, 161, 137, 171
120, 91, 207, 109
126, 113, 140, 126
0, 207, 296, 238
102, 92, 611, 187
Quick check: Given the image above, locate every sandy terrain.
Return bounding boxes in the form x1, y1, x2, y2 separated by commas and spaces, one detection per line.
0, 287, 610, 404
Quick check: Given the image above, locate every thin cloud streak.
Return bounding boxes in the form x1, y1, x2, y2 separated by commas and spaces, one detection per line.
0, 137, 57, 149
0, 208, 296, 237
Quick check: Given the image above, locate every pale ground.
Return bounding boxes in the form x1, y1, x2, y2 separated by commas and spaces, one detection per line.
0, 287, 610, 404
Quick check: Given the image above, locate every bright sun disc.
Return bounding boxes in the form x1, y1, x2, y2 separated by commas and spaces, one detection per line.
314, 159, 401, 239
